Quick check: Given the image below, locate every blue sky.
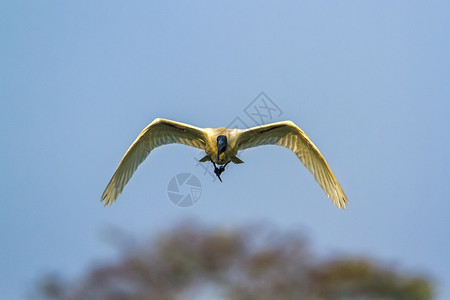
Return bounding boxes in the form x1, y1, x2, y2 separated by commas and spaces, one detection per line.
1, 1, 449, 298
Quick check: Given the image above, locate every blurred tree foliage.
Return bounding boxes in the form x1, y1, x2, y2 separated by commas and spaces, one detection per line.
37, 222, 433, 300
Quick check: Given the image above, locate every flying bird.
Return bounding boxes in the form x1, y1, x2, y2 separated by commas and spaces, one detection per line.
101, 118, 348, 208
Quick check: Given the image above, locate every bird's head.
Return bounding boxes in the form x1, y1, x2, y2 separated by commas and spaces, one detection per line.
216, 135, 227, 162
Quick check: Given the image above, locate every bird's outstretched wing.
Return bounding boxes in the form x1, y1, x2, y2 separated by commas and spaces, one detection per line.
101, 118, 207, 206
236, 121, 348, 209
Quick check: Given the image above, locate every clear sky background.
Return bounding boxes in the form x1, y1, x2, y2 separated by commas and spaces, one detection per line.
1, 1, 449, 299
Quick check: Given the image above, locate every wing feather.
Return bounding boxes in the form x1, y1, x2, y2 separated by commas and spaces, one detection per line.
236, 121, 348, 209
101, 118, 207, 206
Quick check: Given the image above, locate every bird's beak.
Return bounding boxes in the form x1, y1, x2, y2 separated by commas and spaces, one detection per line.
217, 138, 227, 162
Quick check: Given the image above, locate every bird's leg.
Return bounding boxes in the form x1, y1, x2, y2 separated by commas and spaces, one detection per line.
219, 161, 230, 171
211, 159, 230, 182
215, 170, 223, 182
210, 159, 217, 169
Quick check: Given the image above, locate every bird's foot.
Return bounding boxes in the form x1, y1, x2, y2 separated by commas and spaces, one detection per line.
211, 160, 229, 182
214, 165, 226, 182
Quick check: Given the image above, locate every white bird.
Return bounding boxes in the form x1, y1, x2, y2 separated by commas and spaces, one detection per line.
101, 118, 348, 208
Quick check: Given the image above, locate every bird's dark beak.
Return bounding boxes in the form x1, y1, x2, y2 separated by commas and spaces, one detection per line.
217, 135, 227, 162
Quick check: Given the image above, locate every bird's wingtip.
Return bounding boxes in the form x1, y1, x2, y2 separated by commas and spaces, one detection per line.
338, 198, 348, 210
100, 192, 114, 207
101, 199, 113, 207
